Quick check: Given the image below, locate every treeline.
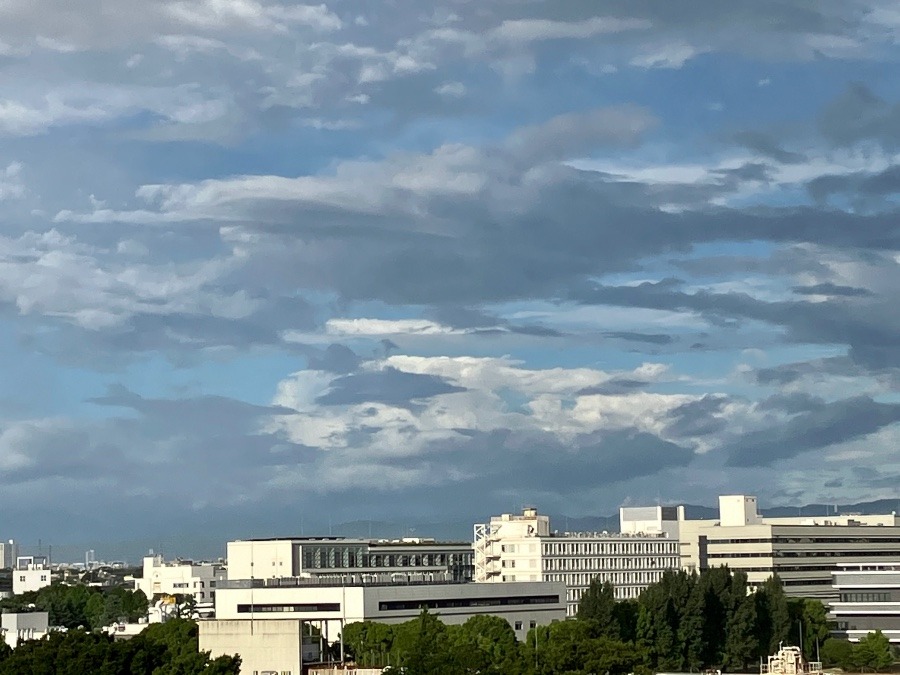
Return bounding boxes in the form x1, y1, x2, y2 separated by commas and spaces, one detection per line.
0, 618, 240, 675
0, 583, 148, 630
822, 632, 894, 672
343, 568, 894, 675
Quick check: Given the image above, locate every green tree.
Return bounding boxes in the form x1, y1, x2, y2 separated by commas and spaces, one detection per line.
788, 598, 829, 660
343, 620, 394, 667
723, 572, 758, 672
822, 638, 854, 670
678, 575, 706, 671
447, 614, 520, 674
756, 574, 791, 658
393, 608, 454, 675
853, 631, 894, 672
577, 578, 620, 638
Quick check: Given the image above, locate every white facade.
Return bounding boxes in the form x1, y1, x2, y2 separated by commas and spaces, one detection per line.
203, 577, 566, 673
474, 508, 679, 615
1, 612, 49, 648
677, 495, 900, 599
132, 555, 226, 605
619, 505, 683, 539
226, 537, 473, 583
12, 556, 52, 595
829, 562, 900, 643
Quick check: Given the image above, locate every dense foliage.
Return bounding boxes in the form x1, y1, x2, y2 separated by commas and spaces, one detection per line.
0, 583, 149, 630
342, 569, 881, 675
822, 632, 894, 672
0, 619, 240, 675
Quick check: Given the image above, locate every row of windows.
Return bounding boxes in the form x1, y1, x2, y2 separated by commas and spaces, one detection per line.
839, 593, 892, 603
237, 603, 340, 613
546, 571, 665, 589
544, 542, 676, 556
378, 595, 560, 611
542, 557, 678, 571
302, 545, 472, 570
709, 536, 900, 545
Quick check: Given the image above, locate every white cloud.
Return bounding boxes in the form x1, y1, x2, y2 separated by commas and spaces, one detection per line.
434, 81, 466, 98
488, 17, 651, 44
630, 43, 706, 69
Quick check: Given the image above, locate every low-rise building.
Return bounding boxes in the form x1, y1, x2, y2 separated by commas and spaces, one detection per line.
201, 574, 565, 674
131, 555, 226, 615
12, 556, 52, 595
474, 507, 679, 615
829, 562, 900, 644
1, 612, 49, 648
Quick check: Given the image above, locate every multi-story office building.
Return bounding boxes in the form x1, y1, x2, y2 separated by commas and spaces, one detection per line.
226, 537, 473, 583
677, 495, 900, 599
829, 562, 900, 644
474, 507, 680, 615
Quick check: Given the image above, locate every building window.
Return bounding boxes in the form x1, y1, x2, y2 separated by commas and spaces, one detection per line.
514, 621, 523, 630
530, 620, 537, 629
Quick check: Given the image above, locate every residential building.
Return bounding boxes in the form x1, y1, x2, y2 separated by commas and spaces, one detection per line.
226, 537, 473, 583
131, 555, 226, 610
12, 556, 52, 595
0, 612, 49, 649
202, 574, 565, 674
829, 562, 900, 644
677, 495, 900, 599
474, 507, 680, 615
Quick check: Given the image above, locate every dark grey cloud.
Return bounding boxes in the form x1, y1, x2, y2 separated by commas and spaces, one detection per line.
306, 344, 362, 374
573, 276, 900, 369
820, 83, 900, 148
732, 131, 806, 164
792, 282, 872, 297
665, 395, 731, 439
315, 367, 465, 407
604, 331, 674, 345
724, 396, 900, 466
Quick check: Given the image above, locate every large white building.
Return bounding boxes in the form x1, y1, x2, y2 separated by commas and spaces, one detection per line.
202, 575, 566, 674
131, 555, 226, 608
474, 507, 680, 615
12, 556, 52, 595
829, 562, 900, 644
676, 495, 900, 599
226, 537, 473, 583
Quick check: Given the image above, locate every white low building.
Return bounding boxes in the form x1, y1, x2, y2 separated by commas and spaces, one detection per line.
474, 507, 680, 615
201, 575, 565, 675
1, 612, 49, 648
12, 556, 52, 595
131, 555, 226, 608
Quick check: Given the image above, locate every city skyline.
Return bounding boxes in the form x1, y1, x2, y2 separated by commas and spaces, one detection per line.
0, 1, 899, 540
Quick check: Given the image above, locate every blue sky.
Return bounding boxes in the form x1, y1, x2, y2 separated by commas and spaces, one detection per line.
1, 0, 900, 546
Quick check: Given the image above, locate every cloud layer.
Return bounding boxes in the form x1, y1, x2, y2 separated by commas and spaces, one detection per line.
0, 0, 899, 547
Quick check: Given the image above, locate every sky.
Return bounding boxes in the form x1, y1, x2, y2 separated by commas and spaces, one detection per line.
1, 0, 900, 547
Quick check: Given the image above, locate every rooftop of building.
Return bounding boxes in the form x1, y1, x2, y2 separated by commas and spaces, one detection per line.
231, 537, 471, 547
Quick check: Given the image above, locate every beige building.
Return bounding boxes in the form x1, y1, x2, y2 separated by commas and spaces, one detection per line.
678, 495, 900, 599
474, 507, 679, 615
829, 561, 900, 644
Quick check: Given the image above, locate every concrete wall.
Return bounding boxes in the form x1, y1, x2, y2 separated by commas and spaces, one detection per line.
199, 618, 321, 675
